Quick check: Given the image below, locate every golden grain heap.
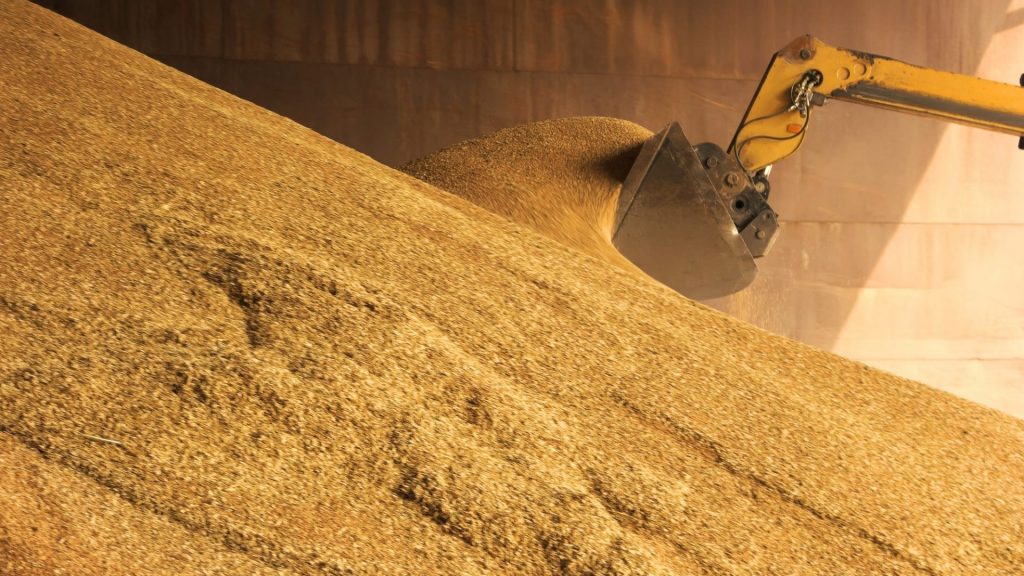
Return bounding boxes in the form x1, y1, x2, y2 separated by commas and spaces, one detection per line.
1, 2, 1022, 575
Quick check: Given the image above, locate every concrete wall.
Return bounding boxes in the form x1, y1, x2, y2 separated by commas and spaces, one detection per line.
35, 0, 1024, 418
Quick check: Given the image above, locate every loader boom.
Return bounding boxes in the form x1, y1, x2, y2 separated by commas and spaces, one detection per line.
731, 35, 1024, 175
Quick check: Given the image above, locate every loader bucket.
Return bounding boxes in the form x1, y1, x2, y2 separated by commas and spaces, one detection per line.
612, 123, 757, 300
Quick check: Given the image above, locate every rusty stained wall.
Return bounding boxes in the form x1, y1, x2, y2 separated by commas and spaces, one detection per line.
35, 0, 1024, 418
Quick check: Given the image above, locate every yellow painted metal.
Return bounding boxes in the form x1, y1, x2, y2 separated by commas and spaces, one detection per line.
730, 35, 1024, 173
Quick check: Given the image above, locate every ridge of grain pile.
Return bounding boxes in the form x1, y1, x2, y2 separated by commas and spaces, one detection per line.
1, 1, 1021, 574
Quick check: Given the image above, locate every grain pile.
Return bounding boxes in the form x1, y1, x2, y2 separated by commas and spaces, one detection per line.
1, 1, 1023, 574
402, 119, 650, 277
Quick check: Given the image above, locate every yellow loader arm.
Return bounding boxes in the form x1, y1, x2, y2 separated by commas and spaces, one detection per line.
613, 35, 1024, 300
732, 35, 1024, 174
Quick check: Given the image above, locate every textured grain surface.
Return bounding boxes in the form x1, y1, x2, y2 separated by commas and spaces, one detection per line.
2, 2, 1023, 574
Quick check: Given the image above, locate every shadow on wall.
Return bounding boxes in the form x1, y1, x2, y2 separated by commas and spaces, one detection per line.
35, 0, 1015, 358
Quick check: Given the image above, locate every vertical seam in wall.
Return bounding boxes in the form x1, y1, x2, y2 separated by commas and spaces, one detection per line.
512, 0, 518, 73
219, 0, 226, 60
513, 0, 532, 122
